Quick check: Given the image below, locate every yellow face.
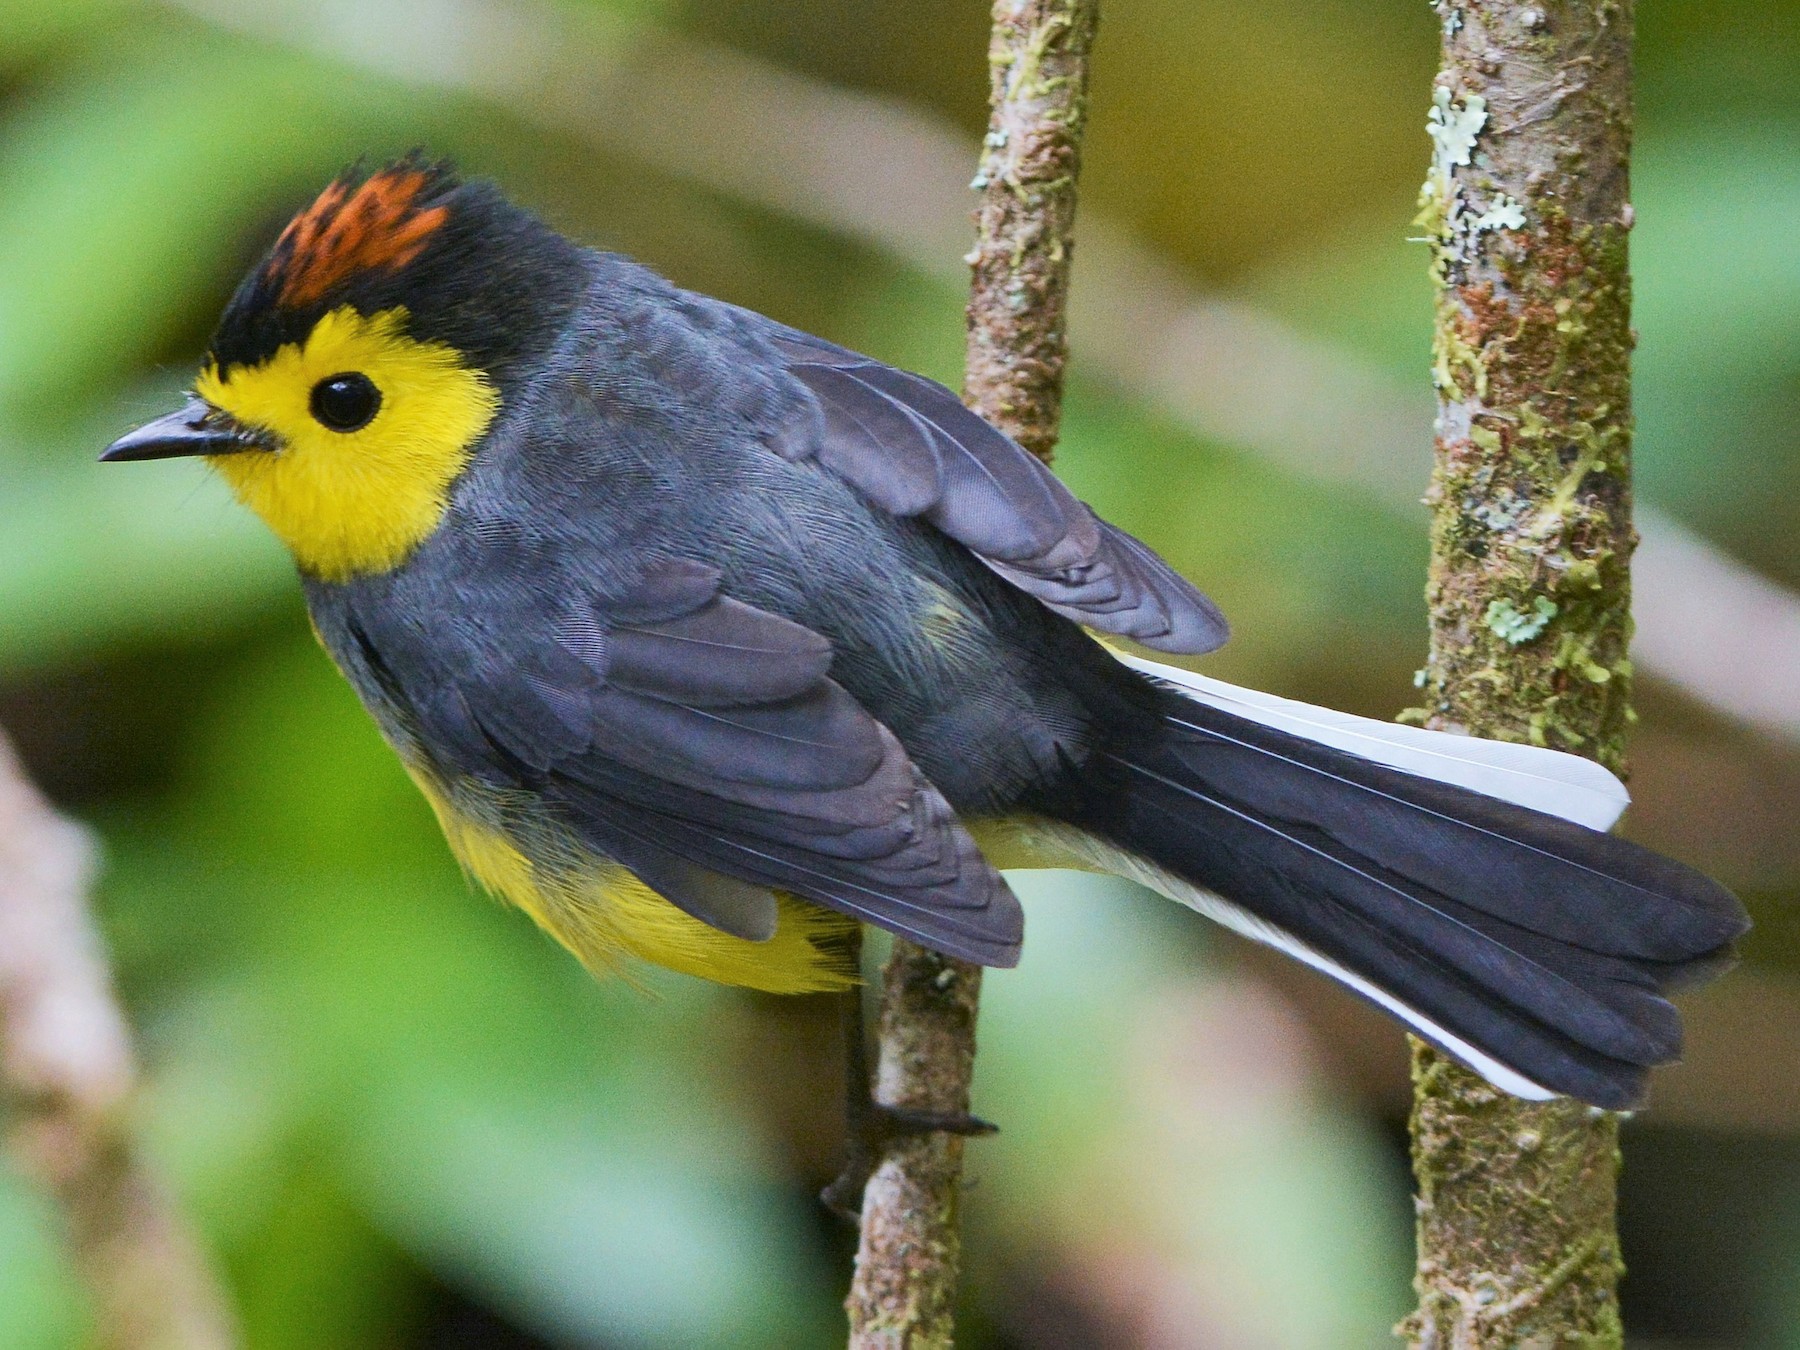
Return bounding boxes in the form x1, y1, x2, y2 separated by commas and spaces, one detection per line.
195, 305, 499, 583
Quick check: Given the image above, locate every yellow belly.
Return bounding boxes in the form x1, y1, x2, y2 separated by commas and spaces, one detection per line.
411, 768, 1106, 994
412, 773, 857, 994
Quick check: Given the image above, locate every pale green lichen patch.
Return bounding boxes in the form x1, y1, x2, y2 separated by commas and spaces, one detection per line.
1419, 89, 1528, 254
1474, 193, 1527, 231
1426, 85, 1487, 173
1555, 628, 1621, 684
1541, 416, 1621, 523
1485, 595, 1558, 643
1416, 87, 1532, 403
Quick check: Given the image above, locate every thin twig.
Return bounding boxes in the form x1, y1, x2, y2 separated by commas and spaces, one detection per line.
1401, 3, 1635, 1345
0, 727, 237, 1350
844, 2, 1099, 1344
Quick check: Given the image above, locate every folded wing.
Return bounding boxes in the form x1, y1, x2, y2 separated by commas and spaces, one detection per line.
348, 559, 1023, 965
766, 327, 1230, 655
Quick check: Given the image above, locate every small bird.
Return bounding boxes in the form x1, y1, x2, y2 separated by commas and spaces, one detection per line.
104, 158, 1745, 1111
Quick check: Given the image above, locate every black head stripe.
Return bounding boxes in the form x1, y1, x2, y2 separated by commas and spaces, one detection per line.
206, 156, 588, 393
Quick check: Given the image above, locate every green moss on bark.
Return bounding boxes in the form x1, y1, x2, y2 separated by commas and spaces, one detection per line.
1401, 3, 1637, 1346
1405, 1047, 1625, 1349
1409, 208, 1636, 769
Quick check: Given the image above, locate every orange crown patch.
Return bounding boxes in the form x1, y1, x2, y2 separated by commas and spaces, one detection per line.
269, 164, 451, 308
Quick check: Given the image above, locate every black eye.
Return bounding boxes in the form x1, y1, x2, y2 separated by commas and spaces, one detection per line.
309, 372, 381, 432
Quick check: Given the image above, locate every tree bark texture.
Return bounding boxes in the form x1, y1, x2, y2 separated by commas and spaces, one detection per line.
961, 0, 1098, 462
0, 729, 238, 1350
1402, 3, 1636, 1346
845, 2, 1099, 1345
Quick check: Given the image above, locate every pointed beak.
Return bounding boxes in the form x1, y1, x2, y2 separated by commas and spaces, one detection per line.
100, 397, 264, 463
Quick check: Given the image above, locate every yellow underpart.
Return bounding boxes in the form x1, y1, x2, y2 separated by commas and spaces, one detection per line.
196, 306, 499, 582
413, 773, 858, 994
965, 813, 1105, 873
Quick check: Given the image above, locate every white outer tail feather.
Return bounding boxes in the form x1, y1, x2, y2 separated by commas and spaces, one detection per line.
1045, 827, 1561, 1100
1114, 652, 1630, 831
1078, 649, 1631, 1102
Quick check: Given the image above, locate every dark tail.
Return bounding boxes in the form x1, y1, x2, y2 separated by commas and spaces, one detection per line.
1066, 685, 1749, 1109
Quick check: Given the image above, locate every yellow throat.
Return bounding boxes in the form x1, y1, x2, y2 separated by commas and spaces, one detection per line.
196, 305, 499, 582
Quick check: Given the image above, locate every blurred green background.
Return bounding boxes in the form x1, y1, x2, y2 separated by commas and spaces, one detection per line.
2, 1, 1798, 1346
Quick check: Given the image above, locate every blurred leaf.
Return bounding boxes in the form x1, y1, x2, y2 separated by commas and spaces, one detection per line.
227, 1160, 421, 1350
1631, 121, 1800, 553
974, 872, 1412, 1347
0, 14, 436, 432
130, 861, 840, 1350
0, 1166, 85, 1350
0, 0, 132, 71
164, 620, 444, 873
0, 414, 293, 675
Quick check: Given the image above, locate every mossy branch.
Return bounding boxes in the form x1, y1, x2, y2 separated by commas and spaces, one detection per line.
844, 1, 1099, 1344
1401, 3, 1636, 1346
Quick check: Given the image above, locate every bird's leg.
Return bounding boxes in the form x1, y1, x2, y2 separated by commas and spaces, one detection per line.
820, 966, 882, 1223
820, 928, 997, 1224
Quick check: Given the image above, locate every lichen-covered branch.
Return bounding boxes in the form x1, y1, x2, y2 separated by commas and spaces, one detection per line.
0, 729, 238, 1350
844, 943, 986, 1347
961, 0, 1098, 462
845, 2, 1098, 1345
1401, 3, 1636, 1346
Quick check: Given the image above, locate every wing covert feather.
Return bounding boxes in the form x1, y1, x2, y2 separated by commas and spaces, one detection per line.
350, 561, 1023, 966
766, 328, 1230, 655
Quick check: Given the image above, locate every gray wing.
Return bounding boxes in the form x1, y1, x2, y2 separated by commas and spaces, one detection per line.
765, 327, 1230, 655
346, 559, 1023, 966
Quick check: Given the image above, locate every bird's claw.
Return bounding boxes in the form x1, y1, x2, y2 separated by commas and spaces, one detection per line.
821, 1100, 999, 1224
822, 935, 997, 1224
